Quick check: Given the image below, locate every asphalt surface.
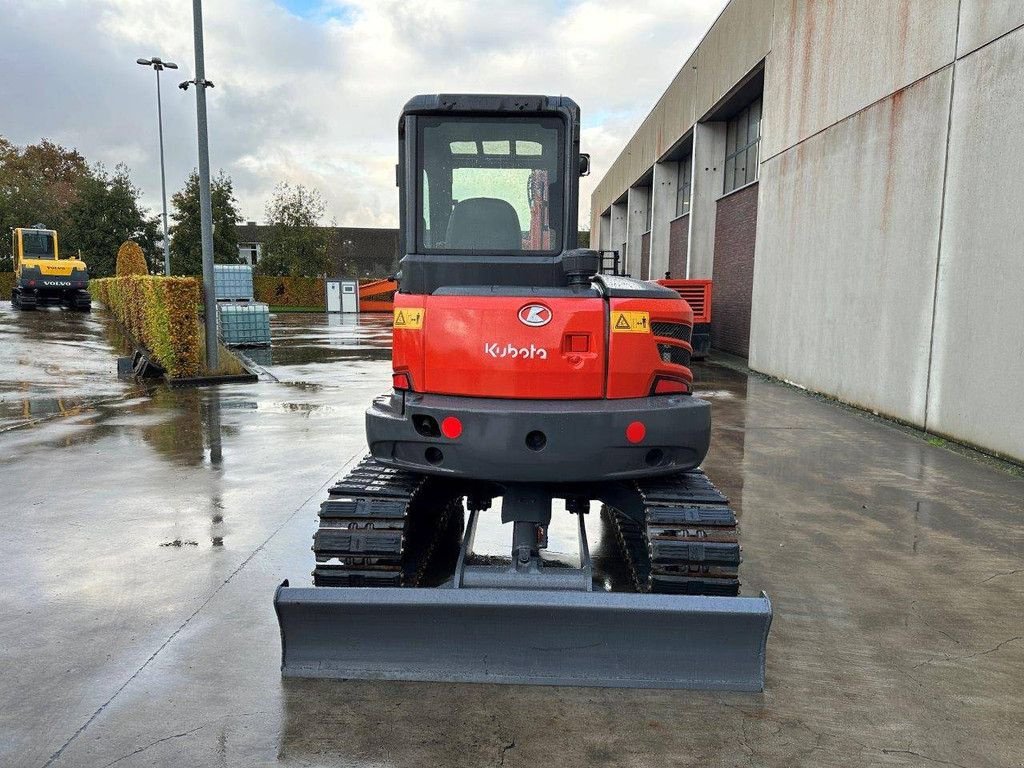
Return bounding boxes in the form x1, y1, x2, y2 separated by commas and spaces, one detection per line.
1, 303, 1022, 767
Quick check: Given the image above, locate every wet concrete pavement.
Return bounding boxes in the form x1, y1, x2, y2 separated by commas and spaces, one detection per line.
1, 305, 1022, 767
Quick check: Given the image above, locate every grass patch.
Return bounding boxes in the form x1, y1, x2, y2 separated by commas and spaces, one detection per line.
197, 337, 249, 376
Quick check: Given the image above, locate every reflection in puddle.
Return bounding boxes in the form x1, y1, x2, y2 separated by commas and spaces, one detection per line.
140, 387, 253, 548
264, 313, 393, 367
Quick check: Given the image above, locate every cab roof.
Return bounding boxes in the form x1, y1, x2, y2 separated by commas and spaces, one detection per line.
402, 94, 579, 119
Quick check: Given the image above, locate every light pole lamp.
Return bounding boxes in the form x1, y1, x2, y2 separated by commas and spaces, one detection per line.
137, 56, 178, 276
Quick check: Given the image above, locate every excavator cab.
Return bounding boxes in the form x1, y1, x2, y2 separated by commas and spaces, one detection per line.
397, 95, 580, 295
18, 228, 58, 259
275, 95, 772, 690
10, 226, 91, 311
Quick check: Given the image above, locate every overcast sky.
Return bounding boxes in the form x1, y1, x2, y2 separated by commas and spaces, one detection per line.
1, 0, 725, 228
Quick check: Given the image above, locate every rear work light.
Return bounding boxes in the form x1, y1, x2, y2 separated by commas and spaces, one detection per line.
392, 372, 412, 390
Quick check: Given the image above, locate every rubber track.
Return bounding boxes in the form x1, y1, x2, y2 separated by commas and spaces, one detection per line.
313, 458, 739, 596
607, 469, 741, 596
312, 455, 459, 587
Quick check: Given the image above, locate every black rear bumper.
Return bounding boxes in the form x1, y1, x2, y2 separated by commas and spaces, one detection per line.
366, 391, 711, 483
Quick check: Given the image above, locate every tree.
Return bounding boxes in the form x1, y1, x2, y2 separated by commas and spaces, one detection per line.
169, 170, 241, 275
0, 136, 93, 269
257, 182, 330, 278
63, 165, 160, 277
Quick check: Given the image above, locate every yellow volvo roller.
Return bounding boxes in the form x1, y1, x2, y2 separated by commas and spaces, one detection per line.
10, 226, 91, 310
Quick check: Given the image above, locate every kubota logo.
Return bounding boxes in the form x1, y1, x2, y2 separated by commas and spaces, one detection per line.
518, 304, 551, 327
484, 343, 549, 360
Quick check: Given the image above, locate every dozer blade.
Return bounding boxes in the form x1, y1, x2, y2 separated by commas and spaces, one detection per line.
274, 582, 772, 691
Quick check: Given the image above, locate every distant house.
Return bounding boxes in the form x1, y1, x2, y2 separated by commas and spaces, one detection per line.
235, 222, 400, 278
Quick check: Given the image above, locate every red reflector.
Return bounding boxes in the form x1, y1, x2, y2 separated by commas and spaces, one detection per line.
392, 373, 411, 390
441, 416, 463, 439
654, 379, 688, 394
625, 421, 646, 444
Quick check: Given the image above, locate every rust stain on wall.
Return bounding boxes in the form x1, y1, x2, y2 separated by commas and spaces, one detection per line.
778, 0, 800, 148
798, 0, 818, 140
819, 1, 836, 123
881, 88, 905, 233
896, 0, 911, 58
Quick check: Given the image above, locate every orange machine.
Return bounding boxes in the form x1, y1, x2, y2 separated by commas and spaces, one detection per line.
358, 278, 398, 312
658, 278, 712, 358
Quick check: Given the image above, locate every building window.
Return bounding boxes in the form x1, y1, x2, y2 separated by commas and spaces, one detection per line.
644, 190, 653, 233
676, 154, 692, 216
724, 96, 761, 194
238, 243, 260, 265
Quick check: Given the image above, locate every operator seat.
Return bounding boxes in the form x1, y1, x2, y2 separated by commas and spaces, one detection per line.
446, 197, 522, 250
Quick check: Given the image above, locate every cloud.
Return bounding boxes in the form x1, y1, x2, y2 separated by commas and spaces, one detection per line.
0, 0, 724, 228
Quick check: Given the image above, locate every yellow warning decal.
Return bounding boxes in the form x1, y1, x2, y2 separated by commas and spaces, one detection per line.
611, 310, 650, 333
393, 308, 425, 329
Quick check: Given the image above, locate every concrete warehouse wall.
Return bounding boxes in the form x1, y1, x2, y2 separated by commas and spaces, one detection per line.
590, 0, 1024, 462
925, 24, 1024, 460
759, 0, 961, 162
750, 71, 951, 424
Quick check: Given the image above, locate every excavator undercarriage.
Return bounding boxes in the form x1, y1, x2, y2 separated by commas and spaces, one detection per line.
275, 456, 772, 689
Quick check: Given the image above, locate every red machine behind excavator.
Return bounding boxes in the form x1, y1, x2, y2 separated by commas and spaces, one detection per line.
275, 94, 772, 690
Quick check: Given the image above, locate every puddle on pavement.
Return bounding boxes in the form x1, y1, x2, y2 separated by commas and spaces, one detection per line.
0, 302, 142, 430
256, 313, 393, 366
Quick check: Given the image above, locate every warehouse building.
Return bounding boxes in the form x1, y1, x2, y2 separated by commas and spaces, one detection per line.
590, 0, 1024, 463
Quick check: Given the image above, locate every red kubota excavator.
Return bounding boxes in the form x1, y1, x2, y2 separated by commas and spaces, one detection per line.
275, 94, 772, 690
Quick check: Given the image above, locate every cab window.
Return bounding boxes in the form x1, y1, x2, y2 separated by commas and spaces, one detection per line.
417, 117, 563, 254
21, 231, 57, 259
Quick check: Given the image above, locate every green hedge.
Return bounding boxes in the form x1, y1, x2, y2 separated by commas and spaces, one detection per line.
91, 276, 203, 378
253, 275, 325, 309
0, 272, 14, 300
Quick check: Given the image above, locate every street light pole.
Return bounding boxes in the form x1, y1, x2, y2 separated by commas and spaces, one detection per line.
136, 56, 178, 276
181, 0, 218, 371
